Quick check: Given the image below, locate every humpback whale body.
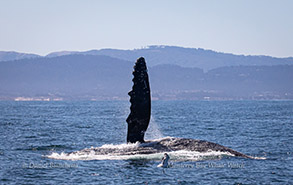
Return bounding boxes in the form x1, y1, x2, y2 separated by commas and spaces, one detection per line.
49, 57, 261, 160
124, 57, 253, 159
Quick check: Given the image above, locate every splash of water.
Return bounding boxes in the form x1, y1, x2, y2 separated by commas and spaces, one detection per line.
145, 116, 163, 140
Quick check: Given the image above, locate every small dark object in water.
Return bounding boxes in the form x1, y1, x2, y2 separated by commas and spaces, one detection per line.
157, 153, 170, 167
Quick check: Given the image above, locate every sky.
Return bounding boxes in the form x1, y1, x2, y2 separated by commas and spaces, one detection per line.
0, 0, 292, 57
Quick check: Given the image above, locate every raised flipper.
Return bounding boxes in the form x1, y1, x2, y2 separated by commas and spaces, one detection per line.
126, 57, 151, 143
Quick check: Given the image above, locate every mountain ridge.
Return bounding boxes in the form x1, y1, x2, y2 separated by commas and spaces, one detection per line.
1, 45, 292, 71
0, 51, 40, 62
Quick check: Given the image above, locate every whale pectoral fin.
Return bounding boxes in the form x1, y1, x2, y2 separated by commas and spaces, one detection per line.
126, 57, 151, 143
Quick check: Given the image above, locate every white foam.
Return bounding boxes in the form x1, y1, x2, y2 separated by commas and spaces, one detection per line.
99, 142, 140, 149
145, 136, 174, 142
250, 156, 266, 160
47, 148, 235, 161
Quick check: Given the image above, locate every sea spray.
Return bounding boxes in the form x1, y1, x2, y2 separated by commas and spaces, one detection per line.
145, 116, 163, 140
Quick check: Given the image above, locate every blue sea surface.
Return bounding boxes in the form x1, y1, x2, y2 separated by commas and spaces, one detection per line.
0, 100, 292, 184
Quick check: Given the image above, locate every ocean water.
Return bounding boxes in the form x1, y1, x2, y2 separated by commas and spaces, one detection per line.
0, 100, 292, 184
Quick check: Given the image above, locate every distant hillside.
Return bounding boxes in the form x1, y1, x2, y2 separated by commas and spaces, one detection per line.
47, 46, 293, 71
1, 46, 292, 71
46, 51, 79, 58
0, 54, 292, 100
0, 51, 40, 62
150, 64, 293, 100
0, 55, 133, 100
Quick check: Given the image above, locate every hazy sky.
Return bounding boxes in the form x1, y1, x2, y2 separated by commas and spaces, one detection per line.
0, 0, 292, 57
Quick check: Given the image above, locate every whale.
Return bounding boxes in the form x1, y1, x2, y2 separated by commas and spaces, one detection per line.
49, 57, 260, 161
63, 137, 253, 159
123, 57, 254, 158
